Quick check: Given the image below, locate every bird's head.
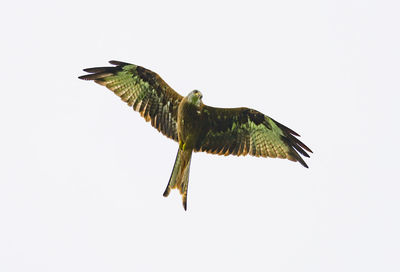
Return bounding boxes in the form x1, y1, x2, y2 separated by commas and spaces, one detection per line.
187, 90, 203, 107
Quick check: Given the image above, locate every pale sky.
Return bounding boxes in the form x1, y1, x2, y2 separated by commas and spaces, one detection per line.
1, 0, 399, 271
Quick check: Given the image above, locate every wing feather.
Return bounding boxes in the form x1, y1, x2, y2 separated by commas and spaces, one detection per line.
196, 106, 312, 167
79, 61, 183, 141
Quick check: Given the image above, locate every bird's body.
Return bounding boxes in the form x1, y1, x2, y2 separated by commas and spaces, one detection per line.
163, 91, 204, 209
177, 91, 204, 151
79, 61, 312, 210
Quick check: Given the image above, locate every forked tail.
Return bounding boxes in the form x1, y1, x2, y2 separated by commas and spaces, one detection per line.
163, 148, 193, 210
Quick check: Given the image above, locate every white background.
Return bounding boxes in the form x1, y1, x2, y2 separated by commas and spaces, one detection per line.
1, 1, 399, 271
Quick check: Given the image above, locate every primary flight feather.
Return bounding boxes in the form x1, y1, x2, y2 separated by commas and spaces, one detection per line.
79, 60, 312, 210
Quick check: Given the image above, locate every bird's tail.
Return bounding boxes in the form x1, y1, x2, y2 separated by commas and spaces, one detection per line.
163, 148, 192, 210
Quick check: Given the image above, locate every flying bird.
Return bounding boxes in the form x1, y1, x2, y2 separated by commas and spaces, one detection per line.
79, 61, 312, 210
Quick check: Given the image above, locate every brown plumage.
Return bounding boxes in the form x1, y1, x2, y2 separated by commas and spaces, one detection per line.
79, 60, 312, 210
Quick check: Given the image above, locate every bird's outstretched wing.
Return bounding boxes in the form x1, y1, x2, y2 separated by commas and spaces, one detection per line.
79, 61, 183, 141
196, 106, 312, 167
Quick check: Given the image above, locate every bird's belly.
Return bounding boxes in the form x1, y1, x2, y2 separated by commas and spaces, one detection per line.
178, 124, 197, 150
177, 99, 203, 150
178, 116, 202, 150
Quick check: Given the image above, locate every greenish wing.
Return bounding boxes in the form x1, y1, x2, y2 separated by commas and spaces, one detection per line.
79, 61, 183, 141
196, 106, 312, 167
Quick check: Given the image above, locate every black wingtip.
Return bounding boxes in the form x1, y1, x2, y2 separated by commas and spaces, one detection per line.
163, 187, 170, 197
109, 60, 131, 66
182, 193, 188, 211
297, 140, 313, 153
79, 61, 132, 81
298, 157, 309, 168
292, 142, 311, 158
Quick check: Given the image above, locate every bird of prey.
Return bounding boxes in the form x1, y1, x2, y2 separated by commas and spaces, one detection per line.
79, 60, 312, 210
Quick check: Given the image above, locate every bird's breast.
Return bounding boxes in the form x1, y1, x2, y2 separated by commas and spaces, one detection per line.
177, 102, 203, 149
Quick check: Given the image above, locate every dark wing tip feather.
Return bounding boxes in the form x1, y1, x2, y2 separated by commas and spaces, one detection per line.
274, 120, 300, 136
273, 119, 312, 152
79, 61, 130, 81
83, 67, 111, 73
287, 134, 312, 156
298, 158, 309, 168
278, 139, 310, 168
273, 120, 312, 168
109, 60, 131, 66
78, 74, 89, 80
292, 141, 310, 160
299, 143, 312, 154
284, 135, 311, 168
78, 72, 114, 81
296, 139, 313, 153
